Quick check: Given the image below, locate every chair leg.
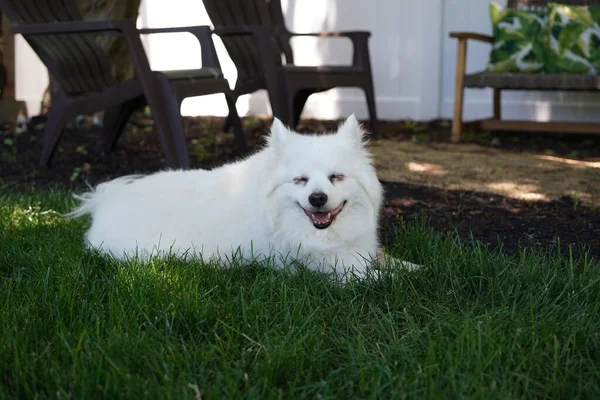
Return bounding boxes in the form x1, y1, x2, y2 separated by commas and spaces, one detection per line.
493, 89, 501, 120
452, 86, 466, 143
164, 98, 190, 170
40, 96, 74, 167
363, 82, 380, 139
222, 94, 239, 133
224, 94, 247, 154
223, 113, 232, 133
268, 84, 294, 127
102, 96, 144, 153
292, 90, 312, 128
452, 38, 468, 143
150, 74, 190, 169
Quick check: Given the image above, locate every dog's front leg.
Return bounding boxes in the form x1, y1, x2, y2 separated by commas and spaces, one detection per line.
376, 248, 421, 271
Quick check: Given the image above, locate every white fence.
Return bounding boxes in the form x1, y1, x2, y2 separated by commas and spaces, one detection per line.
14, 0, 600, 122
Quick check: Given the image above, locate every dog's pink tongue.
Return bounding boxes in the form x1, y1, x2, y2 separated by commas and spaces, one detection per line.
311, 212, 330, 223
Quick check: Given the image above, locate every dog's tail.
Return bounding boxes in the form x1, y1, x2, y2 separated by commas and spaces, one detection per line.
65, 175, 143, 218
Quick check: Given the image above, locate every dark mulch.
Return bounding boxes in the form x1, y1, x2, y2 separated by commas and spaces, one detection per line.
381, 182, 600, 259
1, 113, 599, 259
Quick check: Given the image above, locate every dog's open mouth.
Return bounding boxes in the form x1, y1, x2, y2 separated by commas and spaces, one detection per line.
302, 201, 346, 229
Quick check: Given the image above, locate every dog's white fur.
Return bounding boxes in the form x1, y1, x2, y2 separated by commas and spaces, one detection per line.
70, 115, 414, 278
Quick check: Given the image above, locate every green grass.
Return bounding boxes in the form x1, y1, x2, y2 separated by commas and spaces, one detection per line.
1, 191, 599, 399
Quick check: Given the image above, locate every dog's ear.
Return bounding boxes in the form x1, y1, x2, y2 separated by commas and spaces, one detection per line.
338, 114, 366, 146
269, 118, 290, 152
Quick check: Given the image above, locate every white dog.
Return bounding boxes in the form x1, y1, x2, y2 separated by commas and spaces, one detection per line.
70, 115, 417, 279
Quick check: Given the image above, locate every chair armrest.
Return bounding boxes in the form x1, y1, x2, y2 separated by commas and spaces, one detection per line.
290, 30, 371, 39
211, 26, 281, 65
139, 25, 221, 70
11, 18, 184, 112
10, 20, 134, 35
211, 26, 258, 37
139, 26, 211, 34
449, 32, 493, 80
212, 25, 283, 95
449, 31, 493, 43
12, 21, 224, 74
289, 30, 372, 68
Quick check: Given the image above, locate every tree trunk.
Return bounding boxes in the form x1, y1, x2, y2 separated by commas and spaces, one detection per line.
79, 0, 141, 82
40, 0, 142, 114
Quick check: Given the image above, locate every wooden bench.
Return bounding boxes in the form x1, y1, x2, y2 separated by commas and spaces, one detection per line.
450, 0, 600, 142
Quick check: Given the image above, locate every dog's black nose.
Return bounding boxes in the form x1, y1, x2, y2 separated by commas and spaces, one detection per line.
309, 191, 328, 207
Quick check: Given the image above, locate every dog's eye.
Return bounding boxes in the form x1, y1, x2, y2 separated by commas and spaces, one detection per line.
294, 176, 308, 184
329, 174, 345, 183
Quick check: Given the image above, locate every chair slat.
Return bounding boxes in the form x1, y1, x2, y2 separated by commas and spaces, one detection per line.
48, 1, 113, 93
7, 0, 115, 95
206, 1, 261, 80
61, 0, 115, 89
18, 1, 85, 94
204, 0, 292, 86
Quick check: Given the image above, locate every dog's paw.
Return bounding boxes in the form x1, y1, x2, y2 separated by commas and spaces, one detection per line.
376, 249, 422, 271
395, 259, 422, 271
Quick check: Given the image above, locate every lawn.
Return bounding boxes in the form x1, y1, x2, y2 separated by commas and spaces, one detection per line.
1, 190, 599, 399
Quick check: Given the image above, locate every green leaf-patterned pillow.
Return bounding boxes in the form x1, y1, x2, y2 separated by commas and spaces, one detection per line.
486, 2, 549, 73
546, 4, 600, 74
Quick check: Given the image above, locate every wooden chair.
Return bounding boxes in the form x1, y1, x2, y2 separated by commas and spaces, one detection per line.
0, 0, 247, 169
450, 0, 600, 143
203, 0, 380, 137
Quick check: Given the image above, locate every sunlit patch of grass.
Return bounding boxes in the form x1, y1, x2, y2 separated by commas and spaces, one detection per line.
0, 203, 65, 229
0, 191, 84, 244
